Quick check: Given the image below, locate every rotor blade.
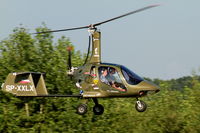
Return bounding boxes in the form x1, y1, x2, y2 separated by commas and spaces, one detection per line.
33, 4, 159, 34
93, 4, 159, 27
33, 25, 89, 34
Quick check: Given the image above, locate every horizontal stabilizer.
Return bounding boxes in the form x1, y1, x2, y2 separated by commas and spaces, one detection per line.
2, 72, 48, 96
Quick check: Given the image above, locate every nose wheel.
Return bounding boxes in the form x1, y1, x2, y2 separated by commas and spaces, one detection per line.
135, 99, 147, 112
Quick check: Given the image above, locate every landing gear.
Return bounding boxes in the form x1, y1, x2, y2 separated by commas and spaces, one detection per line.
76, 98, 147, 115
93, 104, 104, 115
135, 99, 147, 112
92, 98, 104, 115
76, 98, 104, 115
77, 104, 87, 115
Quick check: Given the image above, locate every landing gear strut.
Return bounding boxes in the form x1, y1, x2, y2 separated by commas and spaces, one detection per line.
135, 98, 147, 112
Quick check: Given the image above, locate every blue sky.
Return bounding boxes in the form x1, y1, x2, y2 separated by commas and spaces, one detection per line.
1, 0, 200, 79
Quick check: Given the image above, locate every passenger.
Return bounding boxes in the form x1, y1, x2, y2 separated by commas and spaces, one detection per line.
100, 68, 110, 85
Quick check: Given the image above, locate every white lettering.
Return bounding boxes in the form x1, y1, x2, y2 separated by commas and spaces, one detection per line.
21, 85, 26, 91
95, 48, 98, 55
17, 85, 34, 92
93, 87, 99, 90
29, 85, 34, 91
17, 85, 22, 91
6, 85, 15, 91
94, 55, 99, 57
93, 38, 99, 41
107, 90, 119, 93
6, 85, 34, 92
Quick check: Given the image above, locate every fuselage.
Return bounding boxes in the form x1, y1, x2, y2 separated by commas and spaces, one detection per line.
73, 63, 160, 98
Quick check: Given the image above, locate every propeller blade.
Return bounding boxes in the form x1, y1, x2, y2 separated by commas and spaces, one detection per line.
33, 25, 89, 34
93, 4, 160, 27
67, 46, 73, 70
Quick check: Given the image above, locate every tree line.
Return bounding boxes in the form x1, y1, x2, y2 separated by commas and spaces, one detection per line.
0, 26, 199, 133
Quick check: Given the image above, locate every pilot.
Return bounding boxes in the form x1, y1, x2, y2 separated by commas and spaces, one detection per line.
100, 68, 110, 85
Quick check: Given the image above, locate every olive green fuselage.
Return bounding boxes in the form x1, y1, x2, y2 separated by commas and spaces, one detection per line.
72, 30, 159, 98
73, 63, 159, 98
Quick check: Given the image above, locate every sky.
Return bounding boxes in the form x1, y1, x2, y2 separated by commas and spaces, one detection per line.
1, 0, 200, 80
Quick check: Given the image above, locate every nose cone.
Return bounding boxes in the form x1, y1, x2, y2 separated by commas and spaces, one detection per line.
138, 80, 160, 93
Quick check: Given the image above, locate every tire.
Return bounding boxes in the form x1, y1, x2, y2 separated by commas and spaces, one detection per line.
93, 104, 104, 115
77, 104, 87, 115
135, 100, 147, 112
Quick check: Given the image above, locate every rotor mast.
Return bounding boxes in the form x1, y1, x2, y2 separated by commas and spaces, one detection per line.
88, 28, 101, 64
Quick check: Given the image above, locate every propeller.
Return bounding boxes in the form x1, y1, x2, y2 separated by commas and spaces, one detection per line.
67, 46, 73, 70
33, 4, 159, 34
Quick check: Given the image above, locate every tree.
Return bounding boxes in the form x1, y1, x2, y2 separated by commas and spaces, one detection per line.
0, 25, 85, 132
0, 26, 200, 132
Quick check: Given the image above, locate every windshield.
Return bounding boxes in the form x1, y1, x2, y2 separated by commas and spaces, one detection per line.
121, 65, 143, 85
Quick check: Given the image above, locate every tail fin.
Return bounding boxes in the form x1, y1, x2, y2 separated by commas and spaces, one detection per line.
2, 72, 48, 96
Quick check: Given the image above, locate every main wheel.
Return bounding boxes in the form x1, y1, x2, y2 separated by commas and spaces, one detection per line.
77, 104, 87, 115
135, 100, 147, 112
93, 104, 104, 115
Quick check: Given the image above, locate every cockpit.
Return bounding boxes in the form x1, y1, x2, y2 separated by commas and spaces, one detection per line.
121, 65, 144, 85
99, 63, 144, 87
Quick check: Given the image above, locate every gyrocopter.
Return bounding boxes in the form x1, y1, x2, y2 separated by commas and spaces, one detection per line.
2, 5, 160, 115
